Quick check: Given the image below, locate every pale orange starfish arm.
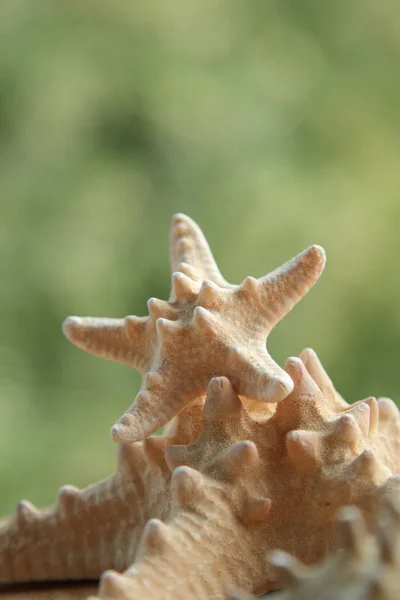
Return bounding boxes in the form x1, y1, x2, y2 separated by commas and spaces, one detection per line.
257, 244, 326, 328
300, 347, 349, 411
63, 213, 326, 443
62, 317, 149, 371
92, 463, 272, 600
0, 443, 167, 584
0, 402, 204, 585
169, 213, 229, 286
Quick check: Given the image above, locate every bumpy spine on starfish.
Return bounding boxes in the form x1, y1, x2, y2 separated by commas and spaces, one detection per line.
63, 213, 326, 443
299, 348, 400, 474
93, 465, 271, 600
0, 401, 204, 584
0, 443, 167, 583
90, 367, 399, 600
231, 489, 400, 600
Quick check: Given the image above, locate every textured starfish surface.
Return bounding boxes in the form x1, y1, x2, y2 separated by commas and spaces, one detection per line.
90, 359, 400, 600
0, 400, 204, 585
231, 489, 400, 600
62, 213, 326, 443
299, 348, 400, 474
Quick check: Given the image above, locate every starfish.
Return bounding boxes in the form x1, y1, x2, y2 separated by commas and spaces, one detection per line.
231, 492, 400, 600
62, 213, 326, 443
90, 357, 400, 600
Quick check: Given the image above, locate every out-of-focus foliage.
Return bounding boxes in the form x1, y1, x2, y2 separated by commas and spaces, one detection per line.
1, 0, 400, 514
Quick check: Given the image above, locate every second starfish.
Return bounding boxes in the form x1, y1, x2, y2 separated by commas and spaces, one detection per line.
62, 214, 326, 443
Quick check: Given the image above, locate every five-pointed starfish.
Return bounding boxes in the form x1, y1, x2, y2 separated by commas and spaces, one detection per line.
62, 213, 326, 443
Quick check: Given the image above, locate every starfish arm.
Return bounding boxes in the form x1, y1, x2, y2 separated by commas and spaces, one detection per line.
110, 379, 200, 444
300, 347, 349, 410
170, 213, 229, 287
94, 464, 271, 600
258, 245, 326, 326
376, 398, 400, 474
226, 347, 293, 403
0, 444, 169, 584
62, 316, 149, 371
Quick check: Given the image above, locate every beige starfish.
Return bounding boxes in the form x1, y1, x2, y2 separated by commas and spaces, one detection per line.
62, 213, 326, 443
90, 360, 400, 600
0, 400, 204, 585
231, 491, 400, 600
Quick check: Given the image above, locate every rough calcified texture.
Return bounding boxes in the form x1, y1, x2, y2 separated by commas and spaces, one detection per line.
90, 359, 400, 600
231, 491, 400, 600
299, 348, 400, 474
62, 213, 326, 443
0, 401, 204, 584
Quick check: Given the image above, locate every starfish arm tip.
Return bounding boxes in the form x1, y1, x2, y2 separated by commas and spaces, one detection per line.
310, 243, 326, 256
299, 347, 316, 361
61, 315, 81, 338
305, 244, 326, 267
284, 356, 307, 385
268, 550, 304, 587
110, 414, 141, 444
268, 375, 294, 401
297, 244, 327, 283
172, 212, 190, 224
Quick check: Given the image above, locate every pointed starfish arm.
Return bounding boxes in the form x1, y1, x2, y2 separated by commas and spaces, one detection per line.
259, 245, 326, 325
170, 213, 229, 286
300, 347, 349, 410
62, 316, 149, 370
227, 348, 294, 403
111, 384, 193, 443
0, 443, 168, 584
93, 466, 271, 600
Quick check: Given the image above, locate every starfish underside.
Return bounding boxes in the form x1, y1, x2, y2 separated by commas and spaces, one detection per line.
86, 355, 400, 600
62, 213, 326, 442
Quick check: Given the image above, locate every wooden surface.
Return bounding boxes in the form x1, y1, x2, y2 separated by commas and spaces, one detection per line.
0, 515, 97, 599
0, 515, 99, 599
0, 582, 98, 600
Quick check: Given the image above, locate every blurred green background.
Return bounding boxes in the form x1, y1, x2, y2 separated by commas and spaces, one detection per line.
1, 0, 400, 514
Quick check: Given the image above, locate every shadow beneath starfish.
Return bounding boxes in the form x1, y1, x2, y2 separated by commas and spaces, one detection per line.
0, 580, 98, 599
